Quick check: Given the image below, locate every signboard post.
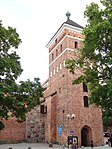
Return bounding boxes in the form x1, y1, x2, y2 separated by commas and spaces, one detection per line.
58, 124, 62, 149
70, 130, 75, 135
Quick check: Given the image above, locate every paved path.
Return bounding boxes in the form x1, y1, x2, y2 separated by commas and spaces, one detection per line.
0, 143, 112, 149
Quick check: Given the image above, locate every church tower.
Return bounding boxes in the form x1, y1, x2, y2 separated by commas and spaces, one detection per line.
43, 12, 104, 147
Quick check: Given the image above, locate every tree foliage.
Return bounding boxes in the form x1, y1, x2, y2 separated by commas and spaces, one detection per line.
66, 0, 112, 128
0, 21, 44, 130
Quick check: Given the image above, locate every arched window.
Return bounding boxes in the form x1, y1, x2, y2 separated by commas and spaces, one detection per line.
83, 96, 89, 107
83, 82, 88, 92
75, 41, 78, 49
56, 49, 58, 57
55, 39, 57, 43
52, 53, 54, 61
60, 44, 62, 53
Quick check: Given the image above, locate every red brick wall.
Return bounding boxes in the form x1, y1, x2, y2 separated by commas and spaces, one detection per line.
44, 26, 104, 147
0, 118, 26, 141
51, 95, 57, 143
45, 96, 52, 143
44, 95, 57, 143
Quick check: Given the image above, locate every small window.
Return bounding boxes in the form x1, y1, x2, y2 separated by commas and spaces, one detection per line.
59, 87, 61, 94
60, 44, 62, 53
51, 53, 54, 61
75, 41, 78, 49
55, 39, 57, 43
40, 105, 44, 113
62, 74, 64, 77
83, 82, 88, 92
83, 96, 89, 107
56, 49, 58, 57
40, 105, 47, 114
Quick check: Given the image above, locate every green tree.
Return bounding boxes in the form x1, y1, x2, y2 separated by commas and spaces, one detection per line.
66, 0, 112, 128
0, 21, 44, 130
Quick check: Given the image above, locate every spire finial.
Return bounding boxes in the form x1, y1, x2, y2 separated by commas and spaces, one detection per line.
66, 11, 71, 20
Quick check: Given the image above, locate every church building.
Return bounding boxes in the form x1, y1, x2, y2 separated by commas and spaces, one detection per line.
40, 12, 104, 147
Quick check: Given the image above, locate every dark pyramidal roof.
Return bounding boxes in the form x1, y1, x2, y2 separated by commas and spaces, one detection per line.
64, 11, 84, 29
46, 12, 84, 47
65, 18, 84, 29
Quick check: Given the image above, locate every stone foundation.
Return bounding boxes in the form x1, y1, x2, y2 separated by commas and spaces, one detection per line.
26, 106, 45, 143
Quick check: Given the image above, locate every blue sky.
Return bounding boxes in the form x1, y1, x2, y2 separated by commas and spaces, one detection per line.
0, 0, 101, 83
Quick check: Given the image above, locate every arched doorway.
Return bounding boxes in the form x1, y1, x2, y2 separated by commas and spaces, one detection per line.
81, 126, 92, 146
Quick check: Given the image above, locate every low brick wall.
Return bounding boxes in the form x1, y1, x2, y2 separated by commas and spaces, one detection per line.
0, 118, 26, 142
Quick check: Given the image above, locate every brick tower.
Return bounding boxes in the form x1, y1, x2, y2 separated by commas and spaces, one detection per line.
43, 12, 104, 147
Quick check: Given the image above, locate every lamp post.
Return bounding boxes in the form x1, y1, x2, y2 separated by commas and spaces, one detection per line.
67, 113, 75, 135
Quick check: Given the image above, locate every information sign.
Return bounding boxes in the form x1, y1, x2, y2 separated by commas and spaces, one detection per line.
58, 124, 62, 136
70, 130, 75, 135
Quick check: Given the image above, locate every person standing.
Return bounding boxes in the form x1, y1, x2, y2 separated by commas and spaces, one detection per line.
90, 140, 93, 149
